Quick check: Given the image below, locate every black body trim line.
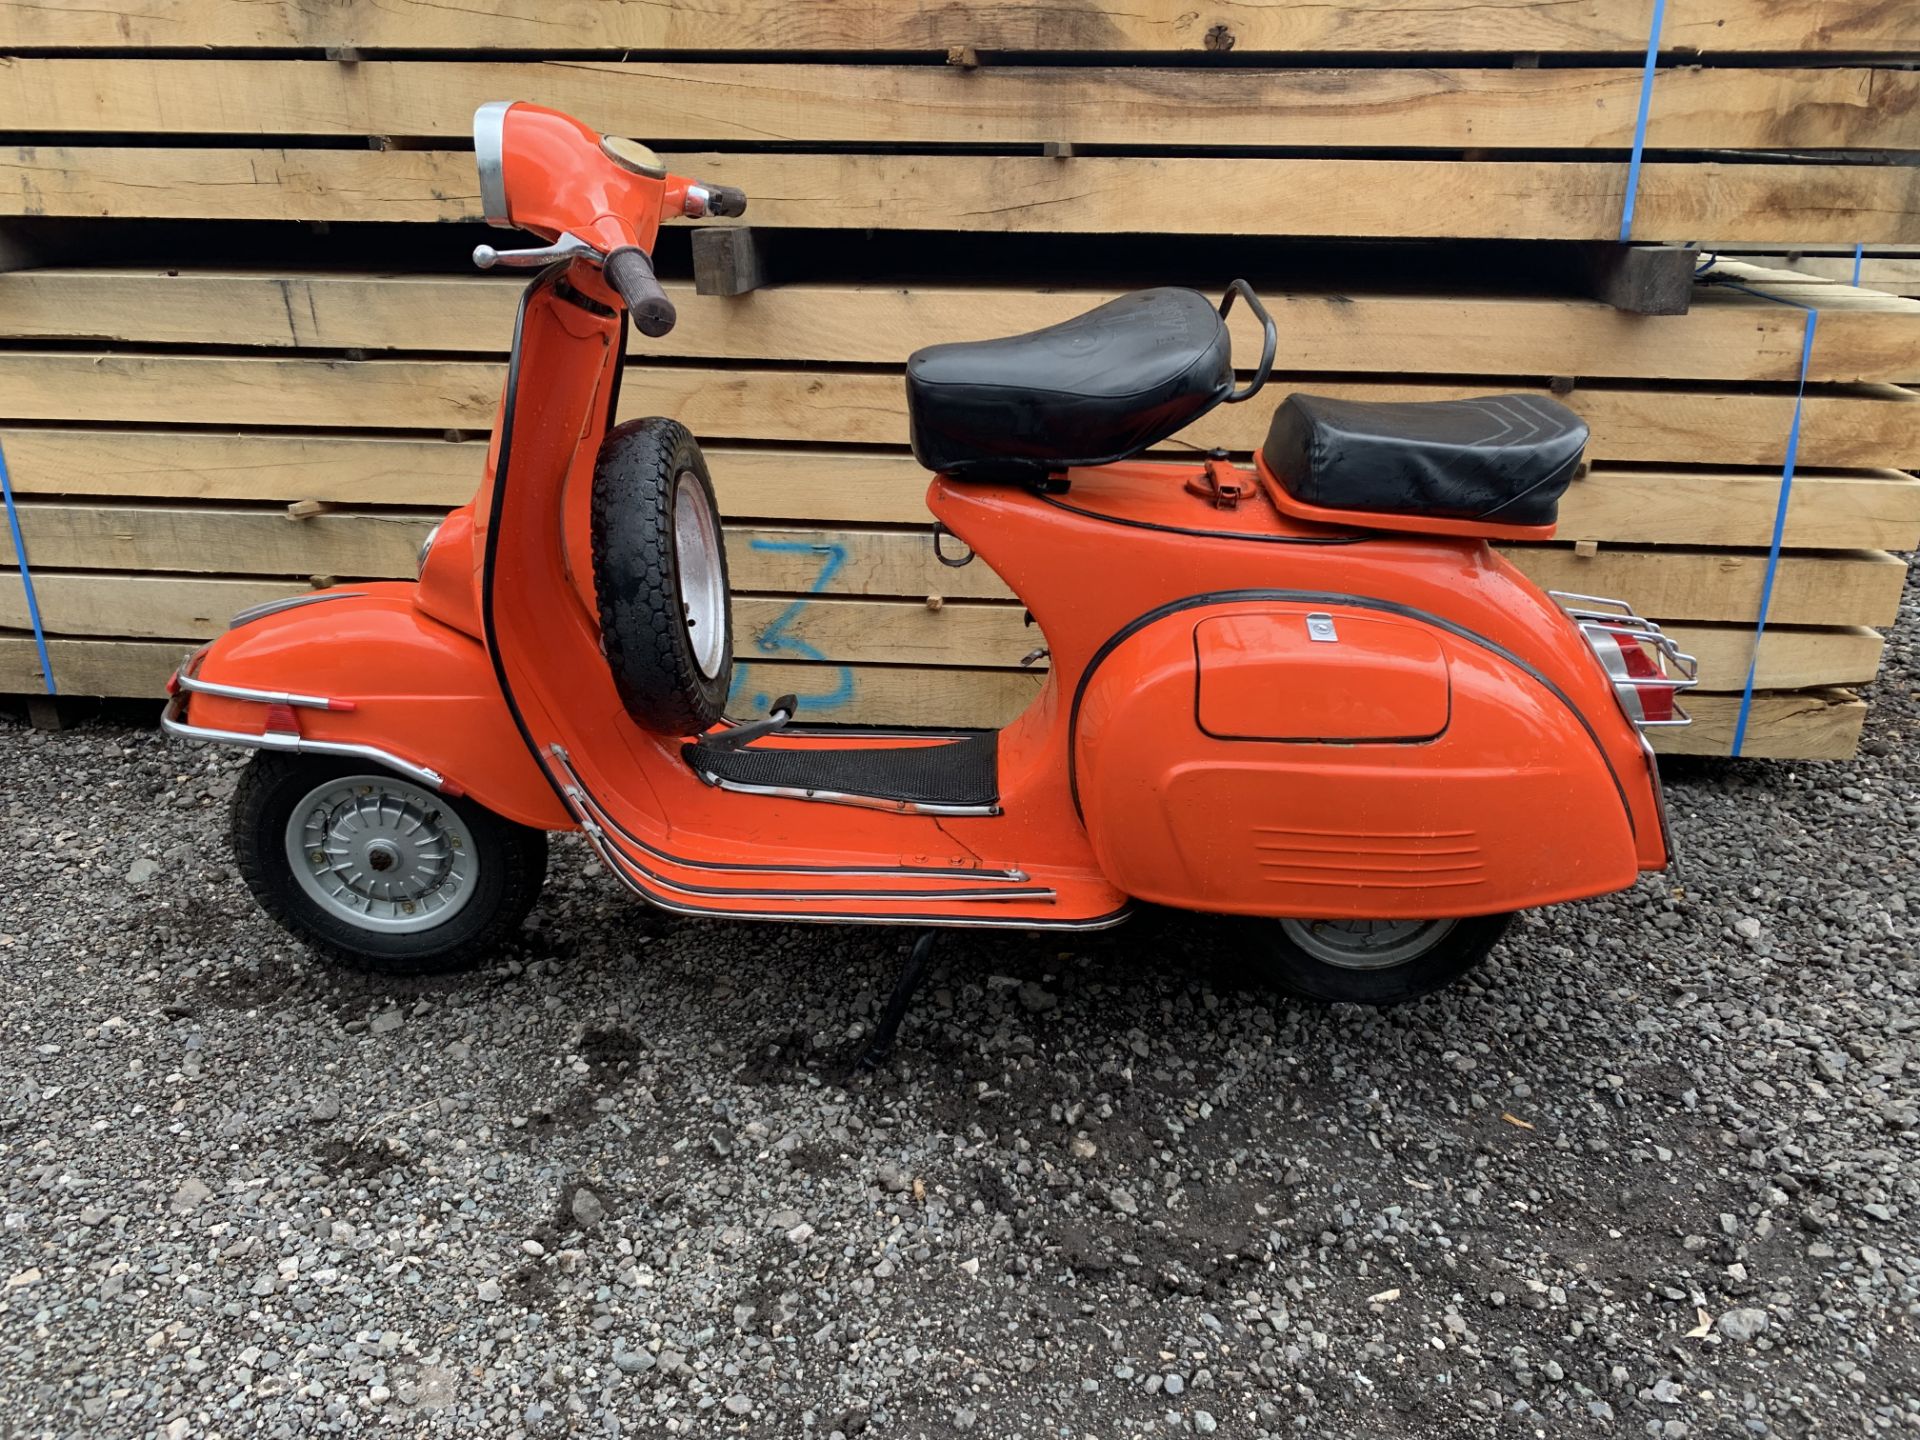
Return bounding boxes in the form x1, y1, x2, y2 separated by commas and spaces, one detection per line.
1039, 493, 1365, 546
1066, 588, 1635, 836
477, 273, 1120, 927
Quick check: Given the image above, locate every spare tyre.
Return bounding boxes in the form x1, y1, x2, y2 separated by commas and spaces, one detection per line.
590, 417, 734, 734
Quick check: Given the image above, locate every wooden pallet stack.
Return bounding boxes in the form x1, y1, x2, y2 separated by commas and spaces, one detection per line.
2, 1, 1918, 759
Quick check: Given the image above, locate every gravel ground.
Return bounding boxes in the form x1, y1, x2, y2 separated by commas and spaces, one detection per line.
4, 585, 1918, 1440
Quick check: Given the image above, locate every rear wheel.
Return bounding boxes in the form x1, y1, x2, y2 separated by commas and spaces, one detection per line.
231, 753, 548, 974
1265, 913, 1513, 1004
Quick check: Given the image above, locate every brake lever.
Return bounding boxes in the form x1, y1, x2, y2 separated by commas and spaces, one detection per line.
472, 231, 604, 270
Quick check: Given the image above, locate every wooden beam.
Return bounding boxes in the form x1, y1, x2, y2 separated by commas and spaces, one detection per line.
1649, 689, 1866, 760
8, 268, 1920, 383
6, 149, 1915, 244
0, 430, 484, 508
1654, 624, 1883, 692
4, 61, 1914, 152
1709, 251, 1920, 299
0, 633, 1870, 761
1497, 546, 1906, 629
4, 1, 1909, 54
1556, 467, 1920, 551
6, 459, 1918, 565
4, 538, 1903, 639
1575, 243, 1696, 315
5, 355, 1916, 469
25, 504, 1876, 688
692, 228, 777, 298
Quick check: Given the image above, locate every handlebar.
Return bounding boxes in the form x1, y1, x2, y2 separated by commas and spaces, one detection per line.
603, 245, 678, 337
703, 184, 748, 218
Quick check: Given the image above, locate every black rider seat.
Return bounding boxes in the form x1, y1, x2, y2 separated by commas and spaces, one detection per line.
1261, 392, 1588, 531
906, 288, 1234, 479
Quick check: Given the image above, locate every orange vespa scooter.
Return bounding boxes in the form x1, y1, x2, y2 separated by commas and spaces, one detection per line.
164, 102, 1694, 1030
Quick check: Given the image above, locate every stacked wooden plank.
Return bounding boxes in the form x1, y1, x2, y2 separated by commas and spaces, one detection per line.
3, 0, 1918, 760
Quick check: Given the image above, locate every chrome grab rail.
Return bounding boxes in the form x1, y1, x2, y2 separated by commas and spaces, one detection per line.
1547, 590, 1698, 729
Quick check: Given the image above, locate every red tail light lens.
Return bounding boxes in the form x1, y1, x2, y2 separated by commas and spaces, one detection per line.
1594, 630, 1678, 724
1548, 592, 1697, 731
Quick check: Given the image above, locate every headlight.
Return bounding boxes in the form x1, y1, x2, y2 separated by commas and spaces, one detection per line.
417, 523, 443, 576
473, 101, 515, 228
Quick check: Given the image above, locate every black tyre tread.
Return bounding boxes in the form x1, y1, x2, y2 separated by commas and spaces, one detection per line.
1266, 912, 1514, 1006
231, 752, 548, 976
591, 417, 733, 735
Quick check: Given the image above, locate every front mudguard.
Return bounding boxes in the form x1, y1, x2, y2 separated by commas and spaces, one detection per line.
164, 582, 569, 830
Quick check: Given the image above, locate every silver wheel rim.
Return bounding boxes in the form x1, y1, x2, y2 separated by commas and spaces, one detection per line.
673, 470, 727, 681
1278, 917, 1458, 971
285, 775, 478, 933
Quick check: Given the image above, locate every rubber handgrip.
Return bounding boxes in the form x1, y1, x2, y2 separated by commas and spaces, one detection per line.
705, 184, 748, 218
603, 245, 677, 337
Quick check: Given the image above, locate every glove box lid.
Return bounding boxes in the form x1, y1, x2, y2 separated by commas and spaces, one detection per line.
1194, 610, 1451, 742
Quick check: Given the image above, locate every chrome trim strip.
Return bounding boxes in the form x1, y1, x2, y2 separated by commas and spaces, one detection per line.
695, 772, 1002, 818
548, 746, 1030, 883
1638, 729, 1682, 881
175, 672, 342, 711
565, 801, 1123, 930
228, 590, 364, 630
726, 720, 991, 744
473, 100, 516, 228
550, 766, 1047, 903
161, 693, 445, 791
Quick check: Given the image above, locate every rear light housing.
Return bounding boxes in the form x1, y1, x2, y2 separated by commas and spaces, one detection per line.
1548, 591, 1697, 729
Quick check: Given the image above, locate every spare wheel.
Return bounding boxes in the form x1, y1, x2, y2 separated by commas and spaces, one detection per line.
590, 417, 734, 734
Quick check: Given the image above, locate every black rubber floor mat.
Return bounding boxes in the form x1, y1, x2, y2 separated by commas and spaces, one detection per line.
684, 731, 999, 808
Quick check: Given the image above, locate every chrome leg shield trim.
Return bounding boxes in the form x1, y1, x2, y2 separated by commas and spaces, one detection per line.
548, 744, 1032, 883
546, 752, 1127, 926
552, 766, 1053, 905
175, 671, 348, 712
695, 772, 1002, 818
161, 692, 448, 792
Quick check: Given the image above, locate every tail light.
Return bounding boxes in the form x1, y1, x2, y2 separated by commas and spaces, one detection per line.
1548, 592, 1697, 729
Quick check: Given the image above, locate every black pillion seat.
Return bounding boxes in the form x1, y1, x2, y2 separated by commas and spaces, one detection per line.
906, 288, 1235, 479
1262, 392, 1589, 529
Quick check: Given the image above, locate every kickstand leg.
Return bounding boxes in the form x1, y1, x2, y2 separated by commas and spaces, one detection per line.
853, 930, 938, 1074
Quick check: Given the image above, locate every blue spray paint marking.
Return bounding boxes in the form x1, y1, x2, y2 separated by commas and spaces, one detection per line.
727, 538, 856, 715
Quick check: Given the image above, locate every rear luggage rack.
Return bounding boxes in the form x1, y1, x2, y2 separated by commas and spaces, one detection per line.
1548, 591, 1698, 729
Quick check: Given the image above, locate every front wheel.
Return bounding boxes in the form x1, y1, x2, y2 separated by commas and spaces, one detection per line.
1264, 913, 1513, 1005
231, 753, 548, 975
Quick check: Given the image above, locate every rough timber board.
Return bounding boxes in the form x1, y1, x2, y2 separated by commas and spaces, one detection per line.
8, 461, 1920, 565
5, 355, 1915, 469
0, 635, 1869, 762
1649, 690, 1866, 761
9, 269, 1920, 384
2, 541, 1904, 635
2, 0, 1910, 53
1711, 252, 1920, 299
13, 437, 1920, 552
7, 149, 1916, 244
5, 60, 1914, 152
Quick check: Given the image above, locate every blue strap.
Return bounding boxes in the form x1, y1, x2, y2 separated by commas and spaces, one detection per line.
1726, 296, 1818, 757
1618, 0, 1668, 242
0, 436, 57, 696
1850, 243, 1864, 287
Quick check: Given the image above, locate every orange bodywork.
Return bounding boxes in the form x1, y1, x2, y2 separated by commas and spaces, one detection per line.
168, 103, 1671, 932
